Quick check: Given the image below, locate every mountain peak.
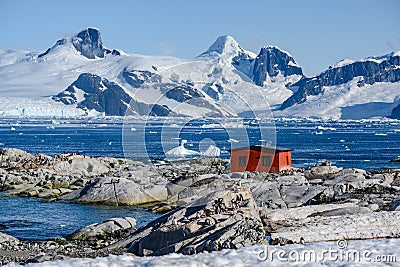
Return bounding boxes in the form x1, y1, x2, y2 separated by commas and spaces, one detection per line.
206, 35, 242, 55
38, 27, 121, 59
200, 35, 256, 60
71, 27, 115, 59
252, 45, 303, 86
73, 28, 102, 48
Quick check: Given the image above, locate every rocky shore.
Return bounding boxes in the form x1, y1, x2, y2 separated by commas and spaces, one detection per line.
1, 148, 400, 265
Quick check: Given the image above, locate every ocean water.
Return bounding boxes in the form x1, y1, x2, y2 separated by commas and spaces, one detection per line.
0, 117, 399, 170
0, 117, 399, 241
0, 196, 160, 241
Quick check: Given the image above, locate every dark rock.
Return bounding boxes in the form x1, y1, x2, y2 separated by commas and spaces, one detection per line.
52, 73, 172, 116
202, 82, 225, 100
25, 253, 53, 263
308, 206, 372, 217
383, 199, 400, 211
122, 69, 162, 88
253, 46, 303, 86
39, 28, 120, 59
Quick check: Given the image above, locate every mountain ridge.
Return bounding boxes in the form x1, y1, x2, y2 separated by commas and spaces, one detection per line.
0, 28, 399, 119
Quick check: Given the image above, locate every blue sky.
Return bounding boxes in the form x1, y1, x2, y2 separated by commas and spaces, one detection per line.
1, 0, 399, 76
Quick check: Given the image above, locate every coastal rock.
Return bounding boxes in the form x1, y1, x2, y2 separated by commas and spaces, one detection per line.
250, 181, 287, 209
304, 165, 341, 180
36, 188, 72, 198
60, 177, 167, 205
69, 217, 137, 247
280, 185, 327, 208
276, 174, 307, 186
53, 158, 109, 177
0, 148, 35, 162
323, 172, 366, 195
108, 186, 266, 256
0, 148, 52, 170
0, 231, 19, 243
337, 168, 367, 176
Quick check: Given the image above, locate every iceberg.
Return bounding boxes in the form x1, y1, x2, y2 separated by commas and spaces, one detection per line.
165, 140, 199, 157
202, 145, 220, 157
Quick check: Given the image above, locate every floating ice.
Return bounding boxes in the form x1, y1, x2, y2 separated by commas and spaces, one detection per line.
202, 145, 221, 157
165, 140, 199, 157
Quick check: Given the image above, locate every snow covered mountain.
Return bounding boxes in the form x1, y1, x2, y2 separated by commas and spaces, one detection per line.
0, 27, 399, 119
277, 52, 400, 119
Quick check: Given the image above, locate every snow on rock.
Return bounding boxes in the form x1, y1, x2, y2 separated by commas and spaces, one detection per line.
12, 238, 400, 266
275, 80, 400, 119
38, 27, 121, 60
1, 28, 399, 119
270, 211, 400, 244
0, 49, 39, 67
279, 51, 400, 116
200, 35, 256, 63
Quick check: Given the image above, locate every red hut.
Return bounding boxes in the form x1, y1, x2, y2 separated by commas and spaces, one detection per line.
230, 146, 292, 173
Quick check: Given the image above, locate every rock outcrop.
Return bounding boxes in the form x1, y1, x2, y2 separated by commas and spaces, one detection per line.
0, 231, 19, 243
69, 217, 137, 248
60, 177, 168, 206
38, 28, 120, 59
253, 46, 303, 86
52, 73, 172, 116
53, 158, 109, 177
108, 186, 266, 256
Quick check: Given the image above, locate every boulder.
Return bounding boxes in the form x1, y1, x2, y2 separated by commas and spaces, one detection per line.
323, 172, 366, 195
69, 217, 137, 247
304, 165, 341, 180
250, 181, 287, 209
279, 185, 328, 208
107, 186, 266, 256
276, 174, 307, 186
337, 168, 367, 176
60, 177, 167, 205
53, 158, 109, 177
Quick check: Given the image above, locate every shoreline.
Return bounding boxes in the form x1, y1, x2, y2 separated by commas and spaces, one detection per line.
1, 147, 400, 265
